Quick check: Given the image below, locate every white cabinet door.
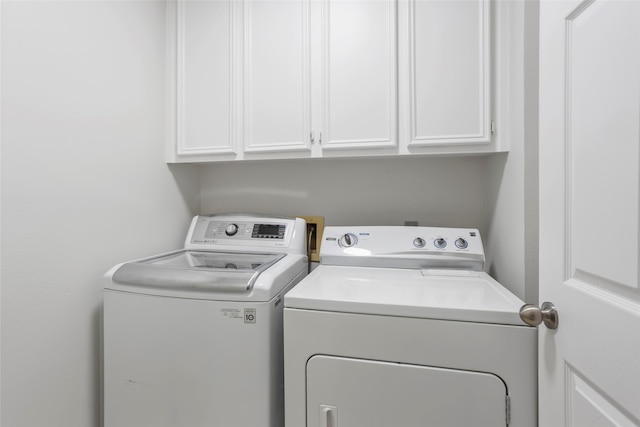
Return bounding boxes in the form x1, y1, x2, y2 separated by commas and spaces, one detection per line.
175, 0, 237, 156
317, 0, 397, 151
170, 0, 498, 162
306, 355, 507, 427
243, 0, 311, 154
244, 0, 397, 156
539, 0, 640, 425
403, 0, 490, 148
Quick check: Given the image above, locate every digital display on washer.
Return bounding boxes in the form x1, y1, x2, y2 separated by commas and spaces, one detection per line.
252, 224, 285, 239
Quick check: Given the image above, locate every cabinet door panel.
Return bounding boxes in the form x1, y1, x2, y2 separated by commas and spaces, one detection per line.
409, 0, 490, 146
244, 0, 311, 153
177, 0, 236, 155
322, 0, 397, 150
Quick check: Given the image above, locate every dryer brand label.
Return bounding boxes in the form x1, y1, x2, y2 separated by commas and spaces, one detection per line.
244, 308, 256, 324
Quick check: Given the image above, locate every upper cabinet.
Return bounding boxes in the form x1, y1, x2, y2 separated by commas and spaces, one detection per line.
401, 0, 491, 150
243, 0, 311, 154
167, 0, 506, 163
174, 0, 237, 157
319, 0, 397, 152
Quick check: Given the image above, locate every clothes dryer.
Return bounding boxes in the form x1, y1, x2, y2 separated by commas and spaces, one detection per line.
284, 226, 536, 427
104, 214, 307, 427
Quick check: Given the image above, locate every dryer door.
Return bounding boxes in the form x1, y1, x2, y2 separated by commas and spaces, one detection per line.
306, 355, 507, 427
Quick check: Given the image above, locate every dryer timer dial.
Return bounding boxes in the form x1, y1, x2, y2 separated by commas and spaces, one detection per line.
338, 233, 358, 248
455, 238, 469, 249
434, 238, 447, 249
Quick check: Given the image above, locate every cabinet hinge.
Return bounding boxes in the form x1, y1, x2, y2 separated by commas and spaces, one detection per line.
311, 131, 323, 145
491, 120, 496, 135
505, 395, 511, 426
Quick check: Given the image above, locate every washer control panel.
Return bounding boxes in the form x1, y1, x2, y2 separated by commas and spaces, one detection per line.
201, 221, 286, 241
321, 226, 485, 270
185, 214, 306, 254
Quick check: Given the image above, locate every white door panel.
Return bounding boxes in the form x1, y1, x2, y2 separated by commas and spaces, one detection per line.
539, 0, 640, 425
244, 0, 311, 152
567, 365, 639, 426
567, 0, 639, 289
407, 0, 490, 145
177, 0, 236, 155
320, 0, 397, 149
306, 355, 507, 427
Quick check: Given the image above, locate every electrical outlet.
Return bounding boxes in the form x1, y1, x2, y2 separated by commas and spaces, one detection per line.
300, 216, 325, 262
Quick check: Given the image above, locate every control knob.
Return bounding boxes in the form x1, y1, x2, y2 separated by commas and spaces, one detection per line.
225, 223, 239, 236
434, 238, 447, 249
455, 238, 469, 249
338, 233, 358, 248
413, 237, 426, 248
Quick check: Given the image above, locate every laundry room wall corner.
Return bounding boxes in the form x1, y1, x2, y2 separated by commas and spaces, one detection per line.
484, 0, 539, 302
168, 163, 202, 214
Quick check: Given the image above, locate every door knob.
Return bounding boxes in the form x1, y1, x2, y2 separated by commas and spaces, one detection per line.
519, 302, 559, 329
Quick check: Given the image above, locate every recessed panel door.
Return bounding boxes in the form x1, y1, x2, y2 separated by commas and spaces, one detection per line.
539, 0, 640, 425
177, 0, 236, 155
243, 0, 311, 153
306, 355, 507, 427
406, 0, 490, 146
319, 0, 397, 150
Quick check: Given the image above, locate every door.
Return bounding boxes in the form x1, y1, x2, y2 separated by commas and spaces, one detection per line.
176, 0, 237, 156
243, 0, 312, 153
404, 0, 491, 147
315, 0, 397, 151
539, 0, 640, 425
306, 355, 507, 427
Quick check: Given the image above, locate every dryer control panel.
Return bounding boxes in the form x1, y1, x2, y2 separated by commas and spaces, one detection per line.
321, 226, 485, 271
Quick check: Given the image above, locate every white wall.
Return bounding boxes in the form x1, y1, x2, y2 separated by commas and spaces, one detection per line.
200, 156, 495, 233
484, 0, 539, 302
1, 2, 198, 426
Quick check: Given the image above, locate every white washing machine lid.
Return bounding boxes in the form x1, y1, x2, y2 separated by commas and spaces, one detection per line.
106, 249, 310, 302
111, 250, 284, 291
284, 265, 527, 326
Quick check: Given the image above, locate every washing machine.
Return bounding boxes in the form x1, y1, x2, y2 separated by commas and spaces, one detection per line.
104, 214, 307, 427
284, 226, 537, 427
